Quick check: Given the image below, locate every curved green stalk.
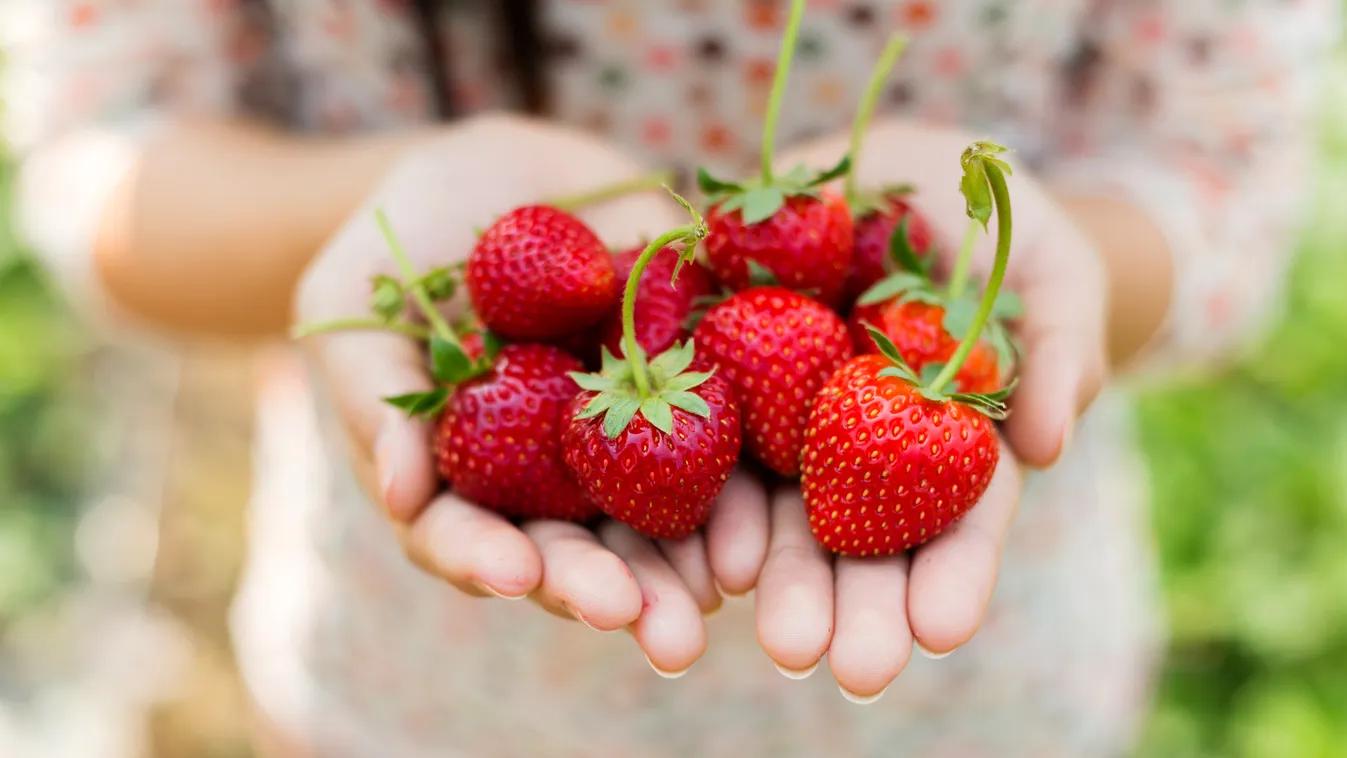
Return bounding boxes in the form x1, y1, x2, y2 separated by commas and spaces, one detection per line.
376, 208, 461, 347
844, 34, 910, 207
292, 318, 430, 340
927, 167, 1012, 395
548, 170, 676, 213
621, 225, 703, 398
946, 219, 980, 301
761, 0, 806, 184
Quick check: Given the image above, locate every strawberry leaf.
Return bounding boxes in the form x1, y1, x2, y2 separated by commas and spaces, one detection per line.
808, 154, 852, 187
991, 290, 1024, 320
370, 275, 406, 322
856, 271, 930, 306
865, 325, 919, 382
418, 267, 458, 302
383, 388, 449, 418
985, 320, 1020, 375
578, 391, 620, 419
918, 362, 946, 387
740, 186, 787, 225
665, 390, 711, 418
603, 396, 642, 439
663, 370, 715, 393
430, 337, 477, 384
960, 141, 1013, 230
649, 340, 695, 380
640, 398, 675, 435
482, 330, 505, 360
877, 366, 919, 384
941, 298, 978, 342
888, 217, 929, 276
697, 167, 742, 196
569, 372, 616, 392
746, 259, 780, 287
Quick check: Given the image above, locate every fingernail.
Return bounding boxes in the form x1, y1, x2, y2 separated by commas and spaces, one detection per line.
915, 641, 954, 660
562, 602, 605, 632
773, 660, 819, 680
839, 684, 887, 705
645, 655, 690, 679
472, 580, 527, 600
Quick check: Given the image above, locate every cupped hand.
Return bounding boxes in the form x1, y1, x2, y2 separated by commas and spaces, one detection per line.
736, 121, 1108, 700
293, 114, 771, 675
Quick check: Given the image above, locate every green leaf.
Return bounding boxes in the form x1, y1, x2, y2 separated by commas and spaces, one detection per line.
942, 298, 979, 341
985, 320, 1020, 374
808, 154, 852, 187
697, 167, 742, 195
370, 275, 406, 323
640, 398, 675, 435
603, 396, 642, 438
877, 366, 918, 383
960, 160, 994, 230
665, 390, 711, 418
482, 330, 505, 360
746, 259, 780, 287
649, 340, 696, 381
418, 267, 458, 302
578, 391, 621, 419
991, 290, 1024, 320
430, 337, 476, 384
383, 388, 449, 418
856, 272, 929, 306
919, 362, 946, 387
740, 186, 787, 224
888, 216, 929, 276
865, 325, 911, 370
569, 372, 616, 392
664, 370, 715, 392
881, 183, 917, 196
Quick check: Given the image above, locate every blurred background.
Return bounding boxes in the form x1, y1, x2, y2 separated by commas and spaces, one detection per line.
5, 20, 1347, 758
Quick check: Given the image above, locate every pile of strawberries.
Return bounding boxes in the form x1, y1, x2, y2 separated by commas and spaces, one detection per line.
300, 2, 1022, 558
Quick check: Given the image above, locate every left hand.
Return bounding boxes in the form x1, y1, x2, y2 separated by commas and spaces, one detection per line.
741, 120, 1109, 700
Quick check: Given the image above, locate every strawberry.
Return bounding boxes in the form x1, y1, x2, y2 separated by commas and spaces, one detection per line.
597, 244, 715, 358
562, 195, 742, 539
848, 299, 1004, 394
845, 192, 939, 304
432, 343, 599, 521
802, 140, 1019, 556
692, 286, 853, 476
697, 0, 854, 308
465, 205, 618, 341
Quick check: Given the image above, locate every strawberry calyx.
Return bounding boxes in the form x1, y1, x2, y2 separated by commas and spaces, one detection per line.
843, 32, 910, 214
569, 189, 717, 439
864, 324, 1013, 420
695, 0, 851, 225
854, 215, 937, 307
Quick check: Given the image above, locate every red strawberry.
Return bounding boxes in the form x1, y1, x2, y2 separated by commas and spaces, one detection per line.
598, 244, 715, 358
692, 287, 853, 476
845, 193, 939, 304
563, 369, 741, 539
803, 139, 1020, 557
801, 353, 1000, 556
703, 193, 854, 308
562, 197, 743, 539
696, 0, 854, 308
465, 205, 618, 341
848, 299, 1004, 394
433, 343, 600, 522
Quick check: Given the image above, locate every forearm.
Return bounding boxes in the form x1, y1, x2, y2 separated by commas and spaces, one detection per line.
93, 118, 433, 337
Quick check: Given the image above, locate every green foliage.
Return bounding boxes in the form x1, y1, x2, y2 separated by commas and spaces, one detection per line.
1134, 43, 1347, 758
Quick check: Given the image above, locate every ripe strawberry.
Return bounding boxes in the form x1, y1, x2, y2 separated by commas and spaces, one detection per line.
696, 0, 854, 308
692, 287, 853, 476
848, 299, 1003, 394
801, 352, 1000, 556
802, 139, 1020, 557
597, 244, 715, 358
429, 344, 599, 522
562, 200, 742, 539
845, 193, 939, 304
465, 205, 618, 341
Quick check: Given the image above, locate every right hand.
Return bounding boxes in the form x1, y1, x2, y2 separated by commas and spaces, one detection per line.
293, 114, 772, 676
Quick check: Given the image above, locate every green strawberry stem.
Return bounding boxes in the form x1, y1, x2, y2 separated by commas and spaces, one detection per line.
621, 223, 707, 398
843, 33, 910, 207
926, 153, 1012, 396
375, 208, 462, 349
946, 218, 980, 301
760, 0, 805, 185
292, 318, 430, 340
547, 170, 676, 213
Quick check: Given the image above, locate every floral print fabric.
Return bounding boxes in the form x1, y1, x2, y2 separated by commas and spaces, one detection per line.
1, 1, 1337, 755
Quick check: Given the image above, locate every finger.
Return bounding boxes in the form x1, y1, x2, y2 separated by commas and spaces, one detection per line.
399, 492, 543, 599
659, 533, 722, 615
755, 488, 834, 677
522, 521, 642, 630
705, 469, 771, 596
907, 450, 1023, 656
829, 555, 913, 703
600, 522, 707, 678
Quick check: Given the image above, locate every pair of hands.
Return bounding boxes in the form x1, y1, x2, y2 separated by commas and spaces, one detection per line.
295, 114, 1108, 700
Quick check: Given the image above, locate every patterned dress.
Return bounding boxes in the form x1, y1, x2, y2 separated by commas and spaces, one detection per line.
2, 1, 1336, 755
